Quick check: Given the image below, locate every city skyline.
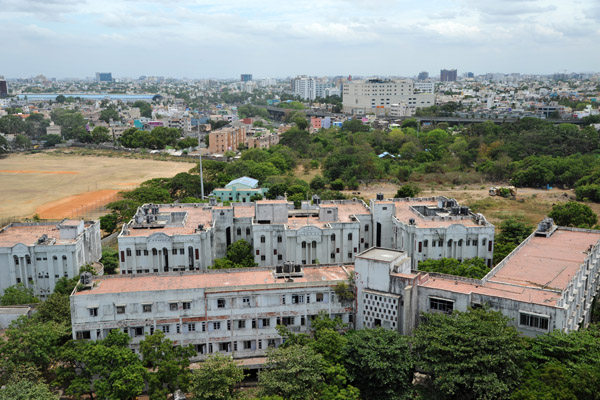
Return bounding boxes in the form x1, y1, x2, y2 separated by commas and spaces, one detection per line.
1, 0, 599, 79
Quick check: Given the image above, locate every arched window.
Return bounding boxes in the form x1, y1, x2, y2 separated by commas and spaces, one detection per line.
152, 248, 158, 256
331, 234, 336, 241
447, 239, 452, 247
25, 255, 31, 264
126, 248, 132, 257
53, 255, 57, 260
458, 239, 463, 246
260, 235, 266, 243
423, 240, 428, 248
13, 256, 19, 265
277, 235, 282, 243
312, 241, 317, 248
348, 233, 352, 241
483, 238, 487, 245
62, 255, 67, 260
302, 241, 306, 248
237, 228, 241, 236
246, 227, 250, 235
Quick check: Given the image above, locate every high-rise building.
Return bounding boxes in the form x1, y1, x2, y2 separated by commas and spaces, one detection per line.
240, 74, 253, 82
95, 72, 113, 82
418, 71, 429, 81
440, 69, 457, 82
290, 76, 328, 100
0, 80, 7, 97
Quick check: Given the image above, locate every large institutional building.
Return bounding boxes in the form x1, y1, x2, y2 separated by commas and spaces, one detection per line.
71, 220, 600, 363
116, 196, 495, 274
342, 79, 435, 116
0, 220, 102, 298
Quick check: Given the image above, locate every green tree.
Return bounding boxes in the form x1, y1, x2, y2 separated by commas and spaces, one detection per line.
412, 308, 524, 400
226, 239, 257, 267
35, 292, 71, 325
0, 379, 57, 400
53, 276, 79, 296
57, 330, 146, 400
140, 330, 196, 399
99, 107, 120, 123
0, 115, 27, 134
100, 212, 118, 234
91, 126, 112, 143
417, 257, 489, 279
494, 219, 534, 265
341, 119, 366, 133
15, 134, 32, 149
310, 175, 327, 190
133, 100, 152, 118
0, 316, 69, 375
344, 328, 413, 400
100, 248, 119, 275
394, 183, 420, 198
41, 134, 62, 147
189, 353, 245, 400
0, 283, 39, 305
55, 95, 66, 103
549, 201, 598, 228
259, 345, 325, 400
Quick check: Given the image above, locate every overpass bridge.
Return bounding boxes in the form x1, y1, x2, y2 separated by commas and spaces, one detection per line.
263, 106, 585, 126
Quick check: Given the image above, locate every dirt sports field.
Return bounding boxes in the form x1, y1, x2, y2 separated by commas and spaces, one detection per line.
0, 152, 193, 222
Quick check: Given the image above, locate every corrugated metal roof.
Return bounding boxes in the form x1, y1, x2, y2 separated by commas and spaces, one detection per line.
226, 176, 259, 188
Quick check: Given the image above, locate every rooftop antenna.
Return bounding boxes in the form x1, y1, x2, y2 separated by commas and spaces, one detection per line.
198, 129, 205, 200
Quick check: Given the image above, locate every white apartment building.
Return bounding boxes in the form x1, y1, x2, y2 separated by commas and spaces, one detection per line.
342, 79, 435, 115
355, 220, 600, 337
117, 197, 494, 275
414, 82, 435, 94
0, 220, 101, 298
290, 76, 328, 101
70, 264, 353, 361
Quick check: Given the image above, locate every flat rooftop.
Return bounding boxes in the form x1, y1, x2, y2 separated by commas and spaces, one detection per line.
392, 200, 480, 228
488, 229, 600, 291
74, 265, 352, 296
125, 206, 213, 237
418, 228, 600, 307
0, 222, 90, 247
357, 247, 406, 262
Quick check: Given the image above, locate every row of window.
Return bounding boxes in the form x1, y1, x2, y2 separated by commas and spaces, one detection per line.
13, 254, 69, 264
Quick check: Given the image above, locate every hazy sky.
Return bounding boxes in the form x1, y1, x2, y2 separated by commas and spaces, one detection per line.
2, 0, 599, 79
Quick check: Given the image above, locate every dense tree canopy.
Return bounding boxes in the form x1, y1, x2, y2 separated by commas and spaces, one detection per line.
549, 201, 598, 228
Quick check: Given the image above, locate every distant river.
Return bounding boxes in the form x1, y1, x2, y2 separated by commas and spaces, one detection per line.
17, 93, 156, 101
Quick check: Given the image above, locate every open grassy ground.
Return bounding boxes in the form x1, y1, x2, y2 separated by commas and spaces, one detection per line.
343, 181, 599, 229
0, 151, 193, 222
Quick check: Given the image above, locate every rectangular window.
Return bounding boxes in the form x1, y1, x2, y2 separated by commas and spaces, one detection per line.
172, 249, 177, 255
218, 342, 230, 352
316, 293, 324, 302
242, 297, 251, 307
281, 295, 286, 305
237, 320, 246, 329
89, 307, 98, 317
136, 250, 141, 256
144, 250, 149, 255
519, 312, 549, 331
76, 331, 91, 340
261, 255, 266, 261
292, 294, 304, 304
261, 318, 270, 327
188, 323, 196, 332
169, 302, 178, 311
213, 322, 221, 330
116, 305, 125, 314
176, 324, 181, 334
282, 316, 294, 326
179, 248, 184, 255
243, 340, 253, 350
227, 320, 231, 331
202, 322, 206, 332
217, 299, 226, 308
142, 304, 152, 313
252, 319, 257, 329
195, 249, 199, 260
120, 251, 125, 262
162, 325, 170, 333
473, 240, 478, 246
134, 327, 144, 337
429, 298, 454, 314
